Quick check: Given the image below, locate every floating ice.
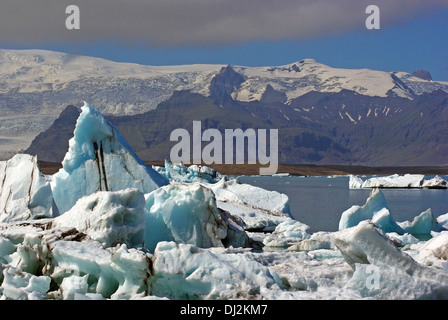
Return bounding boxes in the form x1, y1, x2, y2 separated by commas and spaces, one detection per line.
333, 221, 448, 299
50, 241, 151, 299
1, 102, 447, 300
287, 232, 335, 252
0, 154, 57, 222
415, 232, 448, 271
399, 208, 446, 236
51, 102, 168, 214
348, 175, 364, 189
350, 174, 425, 188
438, 213, 448, 229
339, 188, 404, 234
205, 178, 292, 231
422, 176, 448, 189
149, 241, 280, 299
144, 183, 249, 253
1, 266, 51, 300
262, 219, 312, 248
52, 188, 146, 248
153, 160, 222, 184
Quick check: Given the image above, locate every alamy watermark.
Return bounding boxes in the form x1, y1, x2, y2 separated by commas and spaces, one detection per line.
365, 5, 380, 30
65, 5, 380, 31
364, 265, 380, 290
170, 121, 278, 175
65, 5, 80, 30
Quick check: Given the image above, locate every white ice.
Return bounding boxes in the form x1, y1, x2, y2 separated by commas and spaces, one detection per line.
339, 188, 404, 234
153, 160, 222, 184
204, 178, 292, 231
52, 188, 146, 248
51, 102, 168, 214
0, 102, 447, 300
0, 154, 57, 222
144, 183, 249, 253
351, 174, 425, 188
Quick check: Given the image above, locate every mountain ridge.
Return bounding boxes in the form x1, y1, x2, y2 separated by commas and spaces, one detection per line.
2, 48, 448, 165
25, 88, 448, 167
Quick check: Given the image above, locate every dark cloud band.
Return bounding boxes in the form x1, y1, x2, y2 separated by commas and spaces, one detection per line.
1, 0, 446, 46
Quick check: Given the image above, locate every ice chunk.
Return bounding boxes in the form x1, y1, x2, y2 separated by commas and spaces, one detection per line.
360, 174, 424, 188
402, 208, 446, 236
208, 178, 291, 215
52, 189, 146, 248
273, 219, 311, 239
149, 241, 280, 299
0, 236, 15, 263
60, 275, 89, 300
438, 213, 448, 229
1, 266, 51, 300
348, 175, 363, 189
333, 221, 414, 270
287, 232, 335, 252
204, 178, 292, 231
51, 102, 168, 214
144, 183, 248, 252
422, 176, 448, 189
415, 232, 448, 271
50, 241, 150, 299
339, 188, 404, 234
153, 160, 222, 183
0, 154, 57, 222
263, 219, 312, 248
333, 221, 448, 299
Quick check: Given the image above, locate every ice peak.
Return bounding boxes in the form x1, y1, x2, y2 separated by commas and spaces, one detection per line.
61, 102, 115, 173
52, 102, 168, 214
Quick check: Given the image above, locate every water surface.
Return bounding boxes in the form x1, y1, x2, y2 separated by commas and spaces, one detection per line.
237, 175, 448, 233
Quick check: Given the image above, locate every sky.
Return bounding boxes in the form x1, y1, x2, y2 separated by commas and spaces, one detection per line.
1, 0, 448, 80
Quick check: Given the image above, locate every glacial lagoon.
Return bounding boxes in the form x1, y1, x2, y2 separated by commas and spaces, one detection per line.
237, 175, 448, 233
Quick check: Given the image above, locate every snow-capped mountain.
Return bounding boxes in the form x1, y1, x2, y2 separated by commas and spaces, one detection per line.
2, 48, 448, 162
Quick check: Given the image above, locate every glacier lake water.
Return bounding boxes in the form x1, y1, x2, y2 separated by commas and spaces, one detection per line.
236, 175, 448, 233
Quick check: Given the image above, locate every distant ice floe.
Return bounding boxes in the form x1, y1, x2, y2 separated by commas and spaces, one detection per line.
349, 174, 447, 189
0, 102, 448, 300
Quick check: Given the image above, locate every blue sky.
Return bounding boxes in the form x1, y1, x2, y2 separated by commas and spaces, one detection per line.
1, 1, 447, 80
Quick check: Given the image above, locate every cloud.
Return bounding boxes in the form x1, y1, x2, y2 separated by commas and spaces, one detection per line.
1, 0, 447, 47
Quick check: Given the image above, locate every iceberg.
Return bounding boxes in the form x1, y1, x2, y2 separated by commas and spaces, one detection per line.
205, 178, 292, 231
333, 221, 448, 299
338, 188, 404, 234
0, 154, 57, 222
153, 160, 222, 184
399, 208, 446, 236
350, 174, 425, 188
144, 183, 249, 253
415, 233, 448, 271
49, 241, 151, 300
52, 188, 146, 248
422, 176, 448, 189
51, 102, 168, 214
348, 175, 364, 189
438, 213, 448, 229
1, 266, 51, 300
149, 241, 280, 300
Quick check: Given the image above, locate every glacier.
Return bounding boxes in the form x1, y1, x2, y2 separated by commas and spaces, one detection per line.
0, 102, 448, 300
